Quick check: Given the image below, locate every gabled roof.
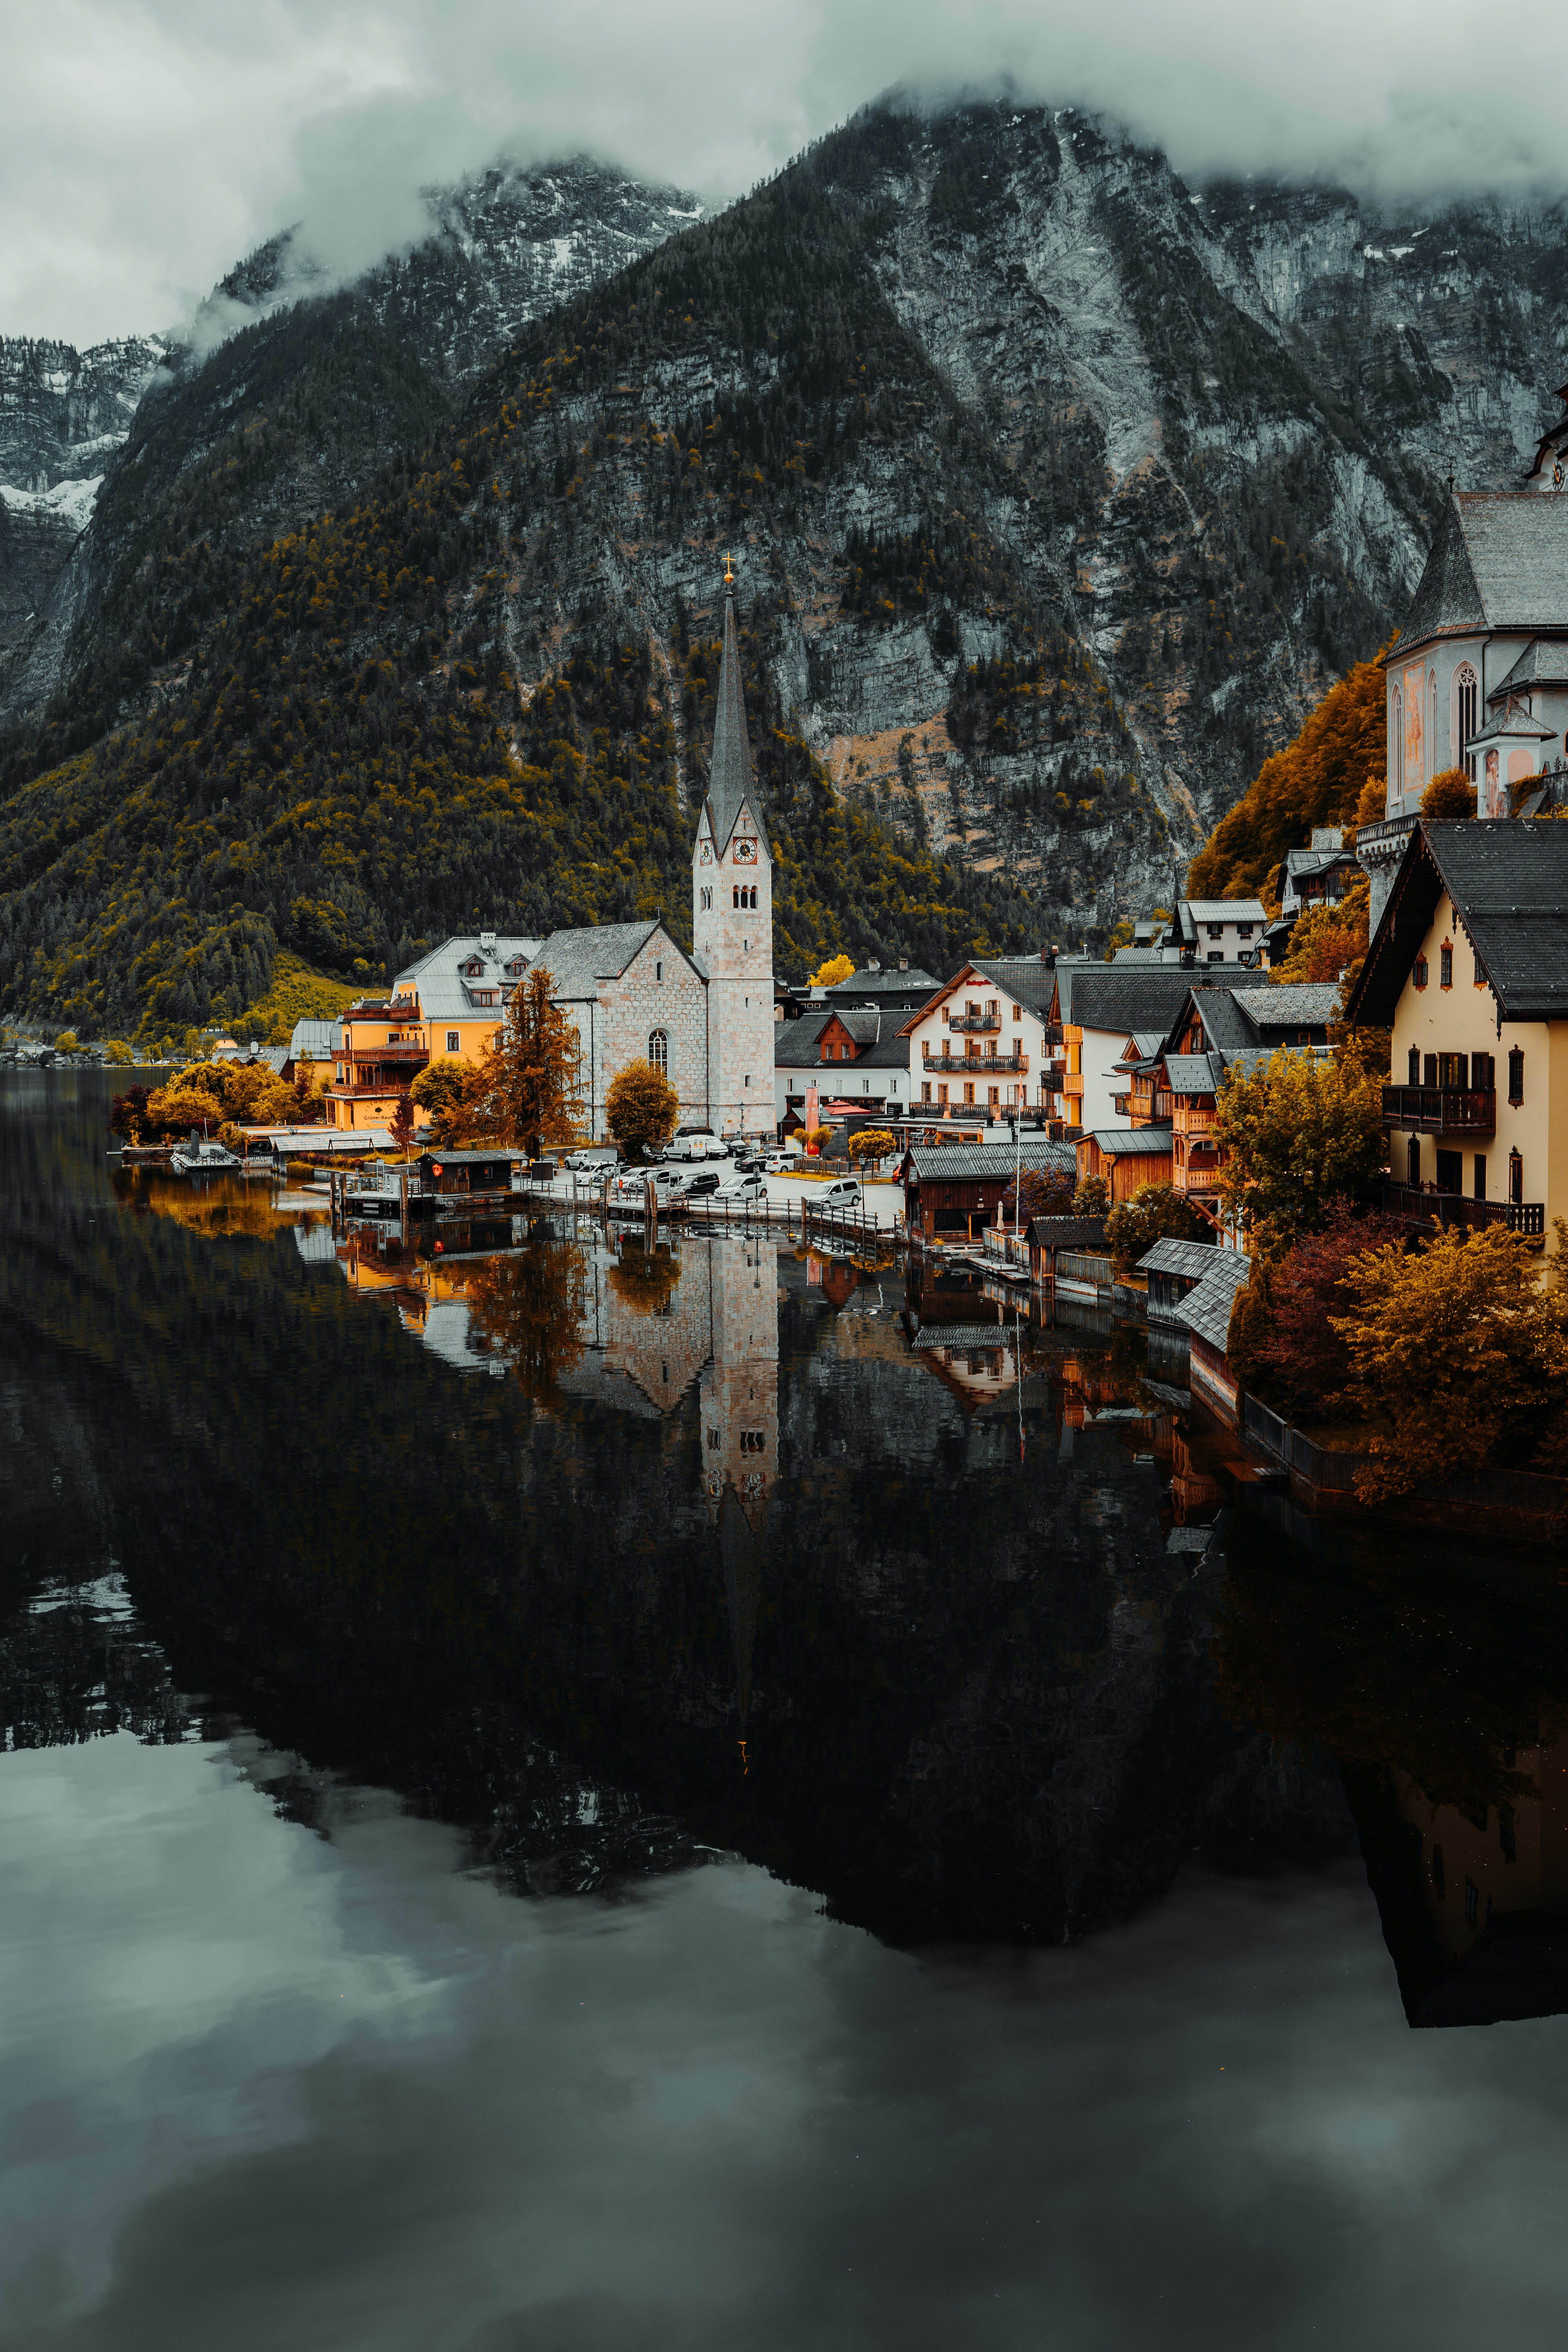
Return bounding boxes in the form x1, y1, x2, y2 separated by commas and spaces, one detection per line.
1025, 1215, 1108, 1247
1069, 968, 1247, 1036
1081, 1125, 1174, 1156
1137, 1236, 1219, 1280
1230, 984, 1342, 1033
775, 1014, 833, 1067
393, 933, 542, 1020
287, 1018, 341, 1058
839, 1010, 882, 1045
1345, 819, 1568, 1024
1466, 709, 1556, 750
969, 958, 1059, 1012
535, 920, 692, 1002
1491, 638, 1568, 699
1182, 898, 1269, 925
1174, 1252, 1253, 1352
906, 1140, 1076, 1182
857, 1030, 912, 1070
825, 966, 939, 998
704, 593, 770, 860
1392, 494, 1568, 655
1163, 1052, 1223, 1094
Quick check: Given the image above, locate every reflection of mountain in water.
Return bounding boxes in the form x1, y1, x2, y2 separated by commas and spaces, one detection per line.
2, 1082, 1355, 1947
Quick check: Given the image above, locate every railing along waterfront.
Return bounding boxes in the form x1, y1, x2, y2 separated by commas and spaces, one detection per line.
1242, 1393, 1568, 1524
1380, 1085, 1495, 1134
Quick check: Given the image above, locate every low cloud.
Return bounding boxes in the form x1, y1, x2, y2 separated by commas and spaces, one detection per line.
3, 0, 1563, 348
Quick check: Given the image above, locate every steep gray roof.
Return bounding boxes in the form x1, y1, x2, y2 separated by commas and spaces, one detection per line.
1394, 494, 1568, 653
1138, 1236, 1219, 1279
1025, 1214, 1107, 1247
1174, 1253, 1253, 1352
775, 1015, 833, 1068
534, 921, 690, 1002
394, 933, 542, 1021
826, 967, 939, 998
1491, 638, 1568, 699
1163, 1052, 1223, 1094
840, 1010, 881, 1045
1082, 1125, 1174, 1156
1178, 988, 1256, 1054
857, 1030, 912, 1070
1347, 818, 1568, 1024
1183, 898, 1269, 924
287, 1019, 341, 1059
1231, 984, 1341, 1033
705, 593, 769, 860
906, 1140, 1076, 1183
1070, 967, 1252, 1037
970, 958, 1057, 1013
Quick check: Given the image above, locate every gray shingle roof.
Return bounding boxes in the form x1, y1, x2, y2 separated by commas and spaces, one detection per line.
857, 1031, 912, 1070
1231, 984, 1342, 1032
535, 921, 689, 1002
1394, 494, 1568, 652
1082, 1125, 1174, 1156
1174, 1252, 1253, 1352
393, 933, 542, 1020
1137, 1236, 1219, 1279
839, 1010, 881, 1045
1347, 818, 1568, 1023
970, 958, 1058, 1013
1178, 988, 1256, 1054
1025, 1215, 1107, 1247
907, 1140, 1076, 1182
1183, 898, 1270, 924
775, 1016, 833, 1068
287, 1018, 342, 1058
1163, 1053, 1223, 1093
704, 592, 770, 860
1492, 637, 1568, 699
1070, 967, 1253, 1037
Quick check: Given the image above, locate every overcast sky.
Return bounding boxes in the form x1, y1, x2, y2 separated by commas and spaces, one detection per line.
5, 0, 1563, 348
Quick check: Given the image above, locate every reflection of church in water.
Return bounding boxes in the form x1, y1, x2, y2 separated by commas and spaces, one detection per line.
567, 1229, 778, 1724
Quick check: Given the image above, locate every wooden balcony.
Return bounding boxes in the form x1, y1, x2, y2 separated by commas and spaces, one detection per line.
1381, 1086, 1495, 1136
1062, 1071, 1084, 1099
345, 1042, 428, 1060
947, 1012, 1001, 1034
923, 1050, 1029, 1073
1382, 1181, 1543, 1238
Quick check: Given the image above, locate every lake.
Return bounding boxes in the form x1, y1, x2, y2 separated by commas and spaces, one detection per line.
4, 1068, 1568, 2350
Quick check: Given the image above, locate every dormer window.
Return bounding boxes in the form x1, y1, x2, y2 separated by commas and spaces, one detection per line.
505, 959, 525, 978
461, 960, 484, 978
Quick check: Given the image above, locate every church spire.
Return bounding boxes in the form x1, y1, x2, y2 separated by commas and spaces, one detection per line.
706, 558, 769, 859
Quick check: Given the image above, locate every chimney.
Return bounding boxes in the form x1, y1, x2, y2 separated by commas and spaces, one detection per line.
898, 958, 908, 970
479, 931, 496, 952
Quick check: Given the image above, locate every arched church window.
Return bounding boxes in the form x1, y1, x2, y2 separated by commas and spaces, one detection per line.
648, 1029, 668, 1074
1392, 686, 1403, 793
1454, 663, 1478, 773
1429, 671, 1438, 777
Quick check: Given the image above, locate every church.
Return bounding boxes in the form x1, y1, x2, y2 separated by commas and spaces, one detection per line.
532, 563, 777, 1142
1382, 383, 1568, 823
366, 566, 777, 1143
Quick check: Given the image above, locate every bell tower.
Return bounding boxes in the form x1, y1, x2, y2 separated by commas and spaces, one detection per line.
692, 558, 775, 1139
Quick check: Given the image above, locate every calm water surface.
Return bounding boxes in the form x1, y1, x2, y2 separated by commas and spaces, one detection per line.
4, 1069, 1568, 2349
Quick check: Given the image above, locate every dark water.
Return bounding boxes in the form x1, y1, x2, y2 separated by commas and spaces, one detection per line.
4, 1070, 1568, 2349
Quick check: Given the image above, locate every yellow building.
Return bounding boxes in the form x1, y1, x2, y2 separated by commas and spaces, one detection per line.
322, 932, 539, 1131
1346, 820, 1568, 1238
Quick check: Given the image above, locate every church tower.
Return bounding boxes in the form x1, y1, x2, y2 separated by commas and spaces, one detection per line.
698, 1232, 779, 1726
692, 561, 776, 1139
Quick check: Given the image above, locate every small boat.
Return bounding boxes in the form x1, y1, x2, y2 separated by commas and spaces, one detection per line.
170, 1133, 241, 1175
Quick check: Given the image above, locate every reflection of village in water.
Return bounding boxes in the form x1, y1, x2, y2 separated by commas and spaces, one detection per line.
20, 1143, 1568, 2027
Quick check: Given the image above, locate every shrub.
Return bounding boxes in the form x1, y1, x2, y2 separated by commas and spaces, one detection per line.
1104, 1183, 1205, 1273
606, 1058, 680, 1162
1421, 767, 1475, 820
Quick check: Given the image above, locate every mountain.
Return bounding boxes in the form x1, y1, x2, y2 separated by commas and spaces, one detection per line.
0, 158, 701, 730
0, 332, 166, 670
6, 96, 1568, 1032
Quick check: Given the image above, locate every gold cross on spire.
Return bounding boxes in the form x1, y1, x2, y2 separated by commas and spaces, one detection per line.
722, 548, 736, 587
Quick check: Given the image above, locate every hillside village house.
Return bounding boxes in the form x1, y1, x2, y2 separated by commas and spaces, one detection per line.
1051, 964, 1254, 1134
899, 959, 1060, 1123
1170, 899, 1270, 963
1344, 819, 1568, 1239
773, 1009, 913, 1129
323, 566, 778, 1143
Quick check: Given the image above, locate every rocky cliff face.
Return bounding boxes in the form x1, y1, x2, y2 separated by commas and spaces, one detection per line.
8, 99, 1568, 967
0, 160, 699, 725
0, 334, 166, 659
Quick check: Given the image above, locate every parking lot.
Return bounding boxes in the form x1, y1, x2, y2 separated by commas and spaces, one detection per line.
534, 1161, 905, 1224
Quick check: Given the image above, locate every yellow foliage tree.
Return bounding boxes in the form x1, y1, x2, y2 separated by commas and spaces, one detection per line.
410, 1056, 485, 1147
605, 1058, 679, 1163
1269, 877, 1369, 989
1189, 657, 1387, 902
846, 1127, 897, 1169
1213, 1042, 1387, 1248
479, 964, 585, 1153
1421, 767, 1475, 820
1329, 1225, 1568, 1500
808, 953, 855, 987
142, 1059, 298, 1137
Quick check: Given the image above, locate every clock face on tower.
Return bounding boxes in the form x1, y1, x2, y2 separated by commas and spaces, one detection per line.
699, 843, 713, 865
733, 838, 759, 866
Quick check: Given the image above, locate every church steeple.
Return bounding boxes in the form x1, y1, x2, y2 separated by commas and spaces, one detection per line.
706, 557, 770, 859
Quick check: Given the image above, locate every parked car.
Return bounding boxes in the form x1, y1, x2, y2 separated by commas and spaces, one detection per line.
682, 1169, 722, 1198
612, 1165, 678, 1197
716, 1172, 769, 1202
563, 1147, 617, 1171
821, 1177, 863, 1206
762, 1153, 797, 1175
731, 1154, 766, 1174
